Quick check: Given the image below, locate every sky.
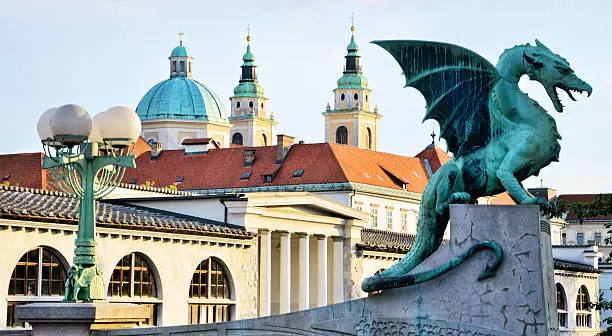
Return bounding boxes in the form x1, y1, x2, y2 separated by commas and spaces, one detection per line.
0, 0, 610, 194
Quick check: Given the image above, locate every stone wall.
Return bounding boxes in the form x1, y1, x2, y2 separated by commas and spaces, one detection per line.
94, 205, 557, 335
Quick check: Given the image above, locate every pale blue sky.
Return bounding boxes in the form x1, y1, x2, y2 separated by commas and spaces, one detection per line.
0, 0, 610, 194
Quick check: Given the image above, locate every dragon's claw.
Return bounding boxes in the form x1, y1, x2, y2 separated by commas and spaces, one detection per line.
524, 197, 558, 218
450, 192, 472, 204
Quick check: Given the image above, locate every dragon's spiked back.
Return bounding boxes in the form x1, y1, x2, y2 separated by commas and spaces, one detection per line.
373, 41, 500, 157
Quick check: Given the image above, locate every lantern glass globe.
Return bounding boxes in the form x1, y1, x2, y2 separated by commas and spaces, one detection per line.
37, 107, 57, 141
97, 106, 142, 146
49, 104, 92, 142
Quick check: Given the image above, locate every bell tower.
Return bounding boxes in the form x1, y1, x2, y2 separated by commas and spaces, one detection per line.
323, 24, 381, 150
229, 29, 277, 147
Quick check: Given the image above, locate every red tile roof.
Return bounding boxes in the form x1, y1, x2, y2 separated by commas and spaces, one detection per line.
415, 144, 451, 173
559, 194, 612, 221
0, 153, 46, 189
133, 137, 152, 158
123, 142, 431, 193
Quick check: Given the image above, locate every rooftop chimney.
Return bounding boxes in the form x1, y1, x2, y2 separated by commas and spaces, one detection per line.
151, 141, 163, 158
276, 134, 295, 163
244, 149, 256, 166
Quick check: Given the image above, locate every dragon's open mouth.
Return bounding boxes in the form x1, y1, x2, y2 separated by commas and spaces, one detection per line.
549, 83, 592, 112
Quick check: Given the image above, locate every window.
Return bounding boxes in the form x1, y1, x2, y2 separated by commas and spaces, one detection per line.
556, 283, 567, 328
262, 134, 267, 146
108, 253, 159, 325
562, 232, 567, 245
261, 103, 264, 109
172, 61, 176, 72
188, 258, 233, 324
577, 233, 584, 245
365, 94, 369, 102
336, 126, 348, 144
340, 93, 345, 101
236, 101, 241, 109
176, 176, 184, 183
401, 212, 408, 232
232, 133, 243, 145
576, 285, 591, 327
189, 62, 192, 73
240, 172, 252, 180
264, 175, 273, 183
366, 127, 373, 150
356, 204, 363, 212
354, 93, 358, 100
386, 210, 393, 230
180, 61, 185, 72
595, 232, 602, 245
371, 208, 378, 228
9, 247, 66, 296
292, 169, 304, 177
249, 101, 254, 108
7, 247, 68, 327
108, 253, 157, 298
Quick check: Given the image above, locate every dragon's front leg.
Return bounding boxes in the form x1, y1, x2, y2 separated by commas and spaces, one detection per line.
496, 136, 556, 215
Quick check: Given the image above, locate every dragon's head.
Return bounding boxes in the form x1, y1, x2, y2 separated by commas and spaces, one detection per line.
524, 39, 592, 112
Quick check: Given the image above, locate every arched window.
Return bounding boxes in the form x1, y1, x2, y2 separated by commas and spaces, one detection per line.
249, 101, 254, 108
576, 285, 591, 328
366, 94, 369, 102
232, 133, 243, 146
262, 134, 267, 146
188, 257, 234, 324
261, 103, 264, 109
354, 93, 359, 100
340, 93, 345, 101
236, 101, 240, 109
556, 283, 567, 328
108, 253, 159, 326
336, 126, 348, 144
7, 247, 68, 327
366, 127, 373, 150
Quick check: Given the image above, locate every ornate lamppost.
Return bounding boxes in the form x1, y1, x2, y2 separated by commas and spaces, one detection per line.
37, 104, 141, 302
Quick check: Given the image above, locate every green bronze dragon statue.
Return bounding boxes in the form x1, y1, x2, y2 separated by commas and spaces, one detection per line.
362, 40, 592, 292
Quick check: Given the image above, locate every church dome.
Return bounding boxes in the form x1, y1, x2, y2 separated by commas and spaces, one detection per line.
170, 45, 191, 57
136, 78, 229, 122
337, 73, 368, 89
136, 37, 229, 123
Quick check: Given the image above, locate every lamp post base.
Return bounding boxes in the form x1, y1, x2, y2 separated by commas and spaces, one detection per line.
15, 302, 149, 336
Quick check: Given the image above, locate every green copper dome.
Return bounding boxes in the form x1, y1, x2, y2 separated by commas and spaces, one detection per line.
170, 45, 191, 57
136, 77, 229, 122
337, 73, 368, 89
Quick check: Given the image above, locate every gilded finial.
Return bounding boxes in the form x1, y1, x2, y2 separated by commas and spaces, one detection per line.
246, 24, 252, 44
350, 13, 356, 34
178, 32, 184, 46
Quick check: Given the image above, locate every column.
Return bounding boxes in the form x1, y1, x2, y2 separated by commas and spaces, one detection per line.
258, 229, 271, 317
316, 234, 327, 307
278, 231, 291, 313
332, 236, 344, 303
297, 233, 310, 310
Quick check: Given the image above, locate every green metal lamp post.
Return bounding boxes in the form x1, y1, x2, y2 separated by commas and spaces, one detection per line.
37, 104, 142, 302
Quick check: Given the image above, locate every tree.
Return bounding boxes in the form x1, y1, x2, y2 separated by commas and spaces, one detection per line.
558, 194, 612, 335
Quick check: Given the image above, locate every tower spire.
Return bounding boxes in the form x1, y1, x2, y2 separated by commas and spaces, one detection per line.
178, 32, 184, 46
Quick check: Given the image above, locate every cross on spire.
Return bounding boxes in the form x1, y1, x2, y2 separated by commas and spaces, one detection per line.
178, 32, 184, 46
430, 126, 436, 145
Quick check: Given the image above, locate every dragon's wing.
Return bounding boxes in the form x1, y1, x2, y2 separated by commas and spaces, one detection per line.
373, 40, 500, 157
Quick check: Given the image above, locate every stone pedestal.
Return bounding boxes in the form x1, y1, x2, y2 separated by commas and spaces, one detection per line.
15, 302, 148, 336
87, 205, 558, 336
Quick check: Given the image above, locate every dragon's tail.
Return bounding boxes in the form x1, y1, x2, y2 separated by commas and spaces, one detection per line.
362, 163, 457, 291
